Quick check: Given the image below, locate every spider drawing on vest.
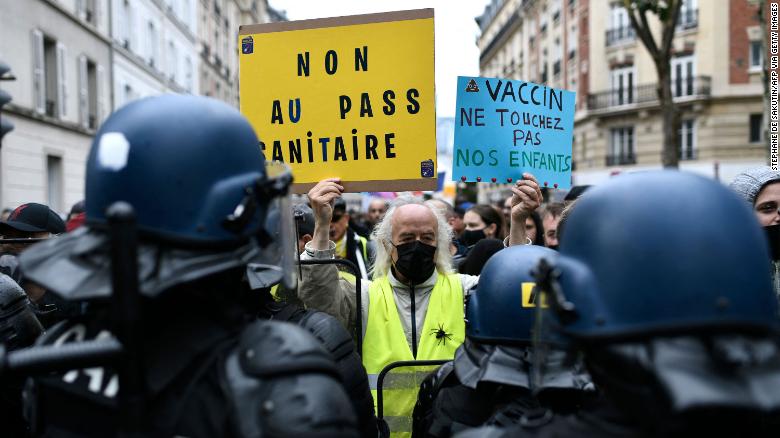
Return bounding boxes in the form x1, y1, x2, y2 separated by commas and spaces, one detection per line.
430, 324, 452, 345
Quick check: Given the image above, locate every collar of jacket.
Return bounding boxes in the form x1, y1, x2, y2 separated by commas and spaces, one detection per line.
387, 269, 439, 293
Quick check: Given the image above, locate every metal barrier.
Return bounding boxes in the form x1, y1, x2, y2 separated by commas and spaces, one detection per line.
376, 359, 449, 420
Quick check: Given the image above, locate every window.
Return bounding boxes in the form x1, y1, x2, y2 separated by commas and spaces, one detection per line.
568, 24, 577, 58
750, 113, 764, 143
182, 0, 190, 29
47, 155, 63, 213
123, 83, 134, 107
148, 21, 157, 67
76, 0, 98, 25
552, 0, 562, 23
168, 40, 177, 81
606, 4, 634, 46
185, 56, 193, 92
678, 119, 696, 160
679, 0, 698, 29
750, 41, 763, 70
32, 31, 67, 118
610, 66, 635, 106
121, 0, 133, 50
608, 127, 635, 165
671, 54, 695, 97
78, 55, 102, 129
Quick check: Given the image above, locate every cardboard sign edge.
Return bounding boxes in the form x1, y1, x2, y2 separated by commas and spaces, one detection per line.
238, 8, 434, 35
291, 178, 437, 194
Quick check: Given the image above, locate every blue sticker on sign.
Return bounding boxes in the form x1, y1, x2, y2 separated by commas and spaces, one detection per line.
421, 159, 434, 178
452, 76, 576, 189
242, 36, 254, 55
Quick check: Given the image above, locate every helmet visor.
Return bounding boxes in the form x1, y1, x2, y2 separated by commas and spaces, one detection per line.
248, 161, 297, 291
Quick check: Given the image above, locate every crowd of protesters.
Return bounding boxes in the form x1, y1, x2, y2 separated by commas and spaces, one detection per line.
0, 96, 778, 437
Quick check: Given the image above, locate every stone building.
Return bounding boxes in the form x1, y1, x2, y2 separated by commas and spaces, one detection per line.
475, 0, 766, 202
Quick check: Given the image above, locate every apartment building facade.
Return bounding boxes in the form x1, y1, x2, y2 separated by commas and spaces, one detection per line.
476, 0, 766, 201
0, 0, 282, 213
111, 0, 199, 109
0, 0, 112, 212
199, 0, 282, 108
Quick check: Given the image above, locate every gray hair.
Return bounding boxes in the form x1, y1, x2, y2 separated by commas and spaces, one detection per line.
370, 196, 454, 279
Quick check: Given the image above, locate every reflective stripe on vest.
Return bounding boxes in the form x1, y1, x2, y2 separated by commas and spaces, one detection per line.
362, 273, 464, 437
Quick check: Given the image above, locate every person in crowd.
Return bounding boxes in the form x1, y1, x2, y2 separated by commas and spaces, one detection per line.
466, 171, 780, 437
0, 202, 73, 326
366, 198, 389, 233
503, 195, 544, 245
457, 238, 504, 276
540, 202, 564, 250
65, 200, 86, 231
451, 206, 466, 236
1, 207, 13, 221
247, 205, 378, 437
0, 202, 65, 258
17, 95, 358, 437
331, 197, 375, 279
556, 199, 579, 243
461, 204, 505, 249
297, 173, 542, 436
426, 199, 469, 266
730, 166, 780, 298
414, 245, 593, 437
0, 273, 44, 436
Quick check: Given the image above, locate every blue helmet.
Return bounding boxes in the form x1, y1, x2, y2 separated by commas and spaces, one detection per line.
20, 95, 297, 299
466, 245, 559, 344
547, 170, 778, 340
85, 94, 269, 244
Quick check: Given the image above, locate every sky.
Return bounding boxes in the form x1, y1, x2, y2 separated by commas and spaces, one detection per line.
267, 0, 492, 118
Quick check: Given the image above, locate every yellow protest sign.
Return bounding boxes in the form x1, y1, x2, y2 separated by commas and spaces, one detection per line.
239, 9, 437, 193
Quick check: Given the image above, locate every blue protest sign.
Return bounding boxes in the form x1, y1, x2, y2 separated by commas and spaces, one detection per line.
452, 76, 576, 189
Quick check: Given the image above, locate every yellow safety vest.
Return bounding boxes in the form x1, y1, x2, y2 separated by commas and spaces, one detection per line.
363, 274, 464, 437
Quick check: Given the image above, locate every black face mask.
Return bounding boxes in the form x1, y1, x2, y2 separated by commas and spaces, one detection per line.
765, 224, 780, 261
461, 229, 486, 247
392, 241, 437, 285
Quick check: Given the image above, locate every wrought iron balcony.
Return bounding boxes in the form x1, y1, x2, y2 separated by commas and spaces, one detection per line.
606, 26, 635, 46
587, 76, 711, 111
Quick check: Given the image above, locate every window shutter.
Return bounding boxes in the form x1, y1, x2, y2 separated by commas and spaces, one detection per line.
78, 55, 88, 127
32, 30, 45, 114
95, 0, 103, 30
96, 64, 105, 124
76, 0, 86, 20
56, 42, 67, 118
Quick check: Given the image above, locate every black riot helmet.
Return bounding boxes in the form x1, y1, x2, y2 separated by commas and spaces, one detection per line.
0, 274, 43, 350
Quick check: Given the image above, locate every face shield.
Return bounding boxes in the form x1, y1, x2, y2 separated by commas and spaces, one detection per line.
247, 161, 297, 291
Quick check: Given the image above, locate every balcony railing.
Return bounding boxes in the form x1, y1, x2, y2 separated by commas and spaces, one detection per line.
606, 26, 635, 46
677, 8, 698, 30
587, 76, 711, 111
606, 153, 636, 166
